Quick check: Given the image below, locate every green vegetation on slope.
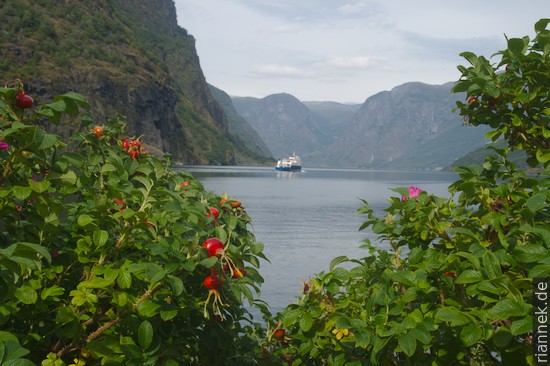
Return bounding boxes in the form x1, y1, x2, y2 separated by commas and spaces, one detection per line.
0, 0, 270, 165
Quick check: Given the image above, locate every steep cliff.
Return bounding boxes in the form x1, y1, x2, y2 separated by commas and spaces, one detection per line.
0, 0, 268, 165
208, 85, 273, 164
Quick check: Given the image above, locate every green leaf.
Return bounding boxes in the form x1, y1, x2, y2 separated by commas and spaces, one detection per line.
493, 327, 513, 348
200, 256, 218, 268
38, 133, 58, 150
77, 214, 94, 226
526, 192, 547, 213
133, 176, 153, 191
460, 324, 483, 346
137, 300, 161, 318
482, 251, 502, 279
489, 299, 530, 319
138, 320, 153, 350
92, 230, 109, 247
28, 179, 51, 193
167, 275, 184, 296
283, 308, 302, 325
62, 152, 85, 168
355, 331, 371, 348
455, 269, 483, 284
511, 317, 532, 335
56, 170, 78, 185
535, 18, 550, 32
15, 286, 38, 304
160, 309, 179, 321
398, 331, 416, 357
40, 286, 65, 300
329, 256, 349, 271
12, 186, 32, 200
508, 38, 526, 57
529, 264, 550, 278
299, 312, 313, 332
117, 270, 132, 289
3, 360, 37, 366
393, 270, 415, 286
101, 163, 116, 173
435, 307, 471, 326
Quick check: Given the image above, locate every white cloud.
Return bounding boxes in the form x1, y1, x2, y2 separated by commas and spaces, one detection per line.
250, 64, 306, 77
324, 56, 388, 69
173, 0, 550, 103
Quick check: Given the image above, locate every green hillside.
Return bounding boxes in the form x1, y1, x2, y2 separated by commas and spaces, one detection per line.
0, 0, 270, 165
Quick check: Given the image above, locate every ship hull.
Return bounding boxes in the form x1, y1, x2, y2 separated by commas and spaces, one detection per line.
275, 165, 302, 172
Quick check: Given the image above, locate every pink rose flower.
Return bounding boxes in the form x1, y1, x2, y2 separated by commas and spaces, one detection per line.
0, 142, 9, 150
402, 186, 422, 202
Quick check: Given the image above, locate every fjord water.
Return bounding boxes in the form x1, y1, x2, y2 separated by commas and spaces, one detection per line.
184, 166, 458, 315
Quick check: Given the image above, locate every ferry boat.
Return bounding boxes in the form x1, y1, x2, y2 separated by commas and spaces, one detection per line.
275, 154, 302, 172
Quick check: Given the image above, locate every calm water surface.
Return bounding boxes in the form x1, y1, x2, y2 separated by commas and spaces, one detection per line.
183, 166, 458, 315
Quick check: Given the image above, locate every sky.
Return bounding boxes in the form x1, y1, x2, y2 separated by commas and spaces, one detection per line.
173, 1, 550, 104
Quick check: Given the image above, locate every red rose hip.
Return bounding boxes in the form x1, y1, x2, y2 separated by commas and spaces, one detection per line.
15, 92, 34, 109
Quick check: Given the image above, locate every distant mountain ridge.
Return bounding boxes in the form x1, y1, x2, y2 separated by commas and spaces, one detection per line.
232, 82, 491, 169
232, 93, 331, 161
2, 0, 490, 169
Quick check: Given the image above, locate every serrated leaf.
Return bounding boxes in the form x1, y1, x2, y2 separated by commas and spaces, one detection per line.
511, 317, 532, 335
15, 286, 38, 304
529, 264, 550, 278
482, 251, 502, 279
28, 179, 50, 193
435, 307, 471, 326
12, 186, 32, 200
200, 256, 218, 268
133, 176, 153, 191
38, 133, 58, 150
393, 270, 416, 286
398, 331, 416, 357
160, 309, 178, 321
117, 270, 132, 289
101, 163, 116, 173
299, 312, 313, 332
3, 360, 36, 366
137, 300, 161, 318
526, 192, 547, 213
92, 230, 108, 247
492, 327, 513, 347
489, 299, 530, 319
62, 152, 85, 168
41, 286, 65, 300
329, 256, 349, 271
460, 324, 483, 346
455, 269, 483, 284
167, 275, 184, 296
283, 308, 302, 325
57, 170, 77, 185
77, 214, 94, 226
138, 320, 153, 350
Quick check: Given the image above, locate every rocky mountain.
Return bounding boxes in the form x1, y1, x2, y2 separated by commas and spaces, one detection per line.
0, 0, 269, 165
232, 93, 332, 162
234, 83, 491, 169
329, 82, 490, 169
208, 84, 273, 164
302, 101, 361, 138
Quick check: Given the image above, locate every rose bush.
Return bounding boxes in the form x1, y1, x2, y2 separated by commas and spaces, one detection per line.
0, 81, 270, 365
269, 19, 549, 365
1, 18, 549, 366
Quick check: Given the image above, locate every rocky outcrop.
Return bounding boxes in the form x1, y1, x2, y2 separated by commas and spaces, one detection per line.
0, 0, 269, 165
